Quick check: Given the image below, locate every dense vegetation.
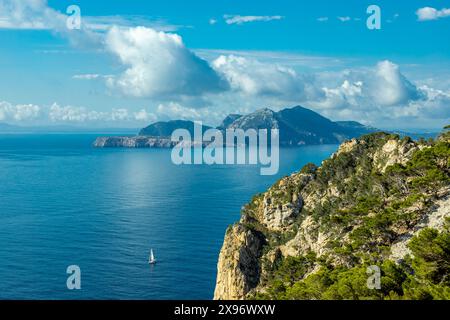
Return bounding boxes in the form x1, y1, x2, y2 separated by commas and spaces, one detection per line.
252, 127, 450, 300
256, 219, 450, 300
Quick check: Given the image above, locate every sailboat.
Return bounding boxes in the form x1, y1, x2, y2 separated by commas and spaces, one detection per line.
148, 248, 157, 264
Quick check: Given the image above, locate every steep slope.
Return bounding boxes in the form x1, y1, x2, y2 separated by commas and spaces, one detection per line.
215, 128, 450, 300
221, 106, 376, 146
217, 114, 242, 130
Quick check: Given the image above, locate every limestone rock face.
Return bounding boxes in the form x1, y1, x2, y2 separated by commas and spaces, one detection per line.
214, 132, 449, 300
335, 138, 360, 156
280, 216, 330, 257
389, 188, 450, 262
261, 174, 313, 231
214, 224, 264, 300
373, 139, 418, 173
262, 191, 302, 231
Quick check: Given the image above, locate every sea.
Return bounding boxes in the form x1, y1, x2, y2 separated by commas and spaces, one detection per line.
0, 134, 338, 299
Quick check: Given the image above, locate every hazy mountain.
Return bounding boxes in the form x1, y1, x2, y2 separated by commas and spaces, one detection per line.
221, 106, 376, 146
95, 105, 438, 148
139, 120, 212, 137
217, 114, 242, 130
137, 106, 376, 145
0, 122, 20, 132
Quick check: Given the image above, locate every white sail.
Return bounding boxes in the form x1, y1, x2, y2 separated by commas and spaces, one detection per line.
149, 249, 156, 264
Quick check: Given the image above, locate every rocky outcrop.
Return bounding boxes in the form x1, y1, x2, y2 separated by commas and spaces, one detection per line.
389, 187, 450, 262
214, 131, 450, 300
214, 225, 265, 300
373, 138, 419, 173
93, 136, 178, 148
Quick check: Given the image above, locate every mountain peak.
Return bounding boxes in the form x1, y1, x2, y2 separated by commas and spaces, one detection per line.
221, 105, 376, 145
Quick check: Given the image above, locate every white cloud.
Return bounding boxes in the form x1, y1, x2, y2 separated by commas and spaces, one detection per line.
0, 101, 41, 121
155, 102, 227, 125
209, 18, 217, 25
0, 0, 64, 30
412, 86, 450, 118
105, 26, 227, 98
337, 16, 351, 22
312, 60, 423, 110
305, 61, 450, 128
316, 80, 364, 110
83, 15, 182, 32
49, 103, 107, 122
371, 60, 423, 106
317, 17, 329, 22
133, 109, 157, 122
223, 15, 283, 25
0, 1, 180, 32
73, 74, 102, 80
157, 102, 202, 120
48, 104, 160, 124
416, 7, 450, 21
0, 0, 103, 48
212, 55, 321, 101
0, 0, 447, 130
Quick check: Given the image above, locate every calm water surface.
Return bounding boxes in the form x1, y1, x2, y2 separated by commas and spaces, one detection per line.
0, 134, 338, 299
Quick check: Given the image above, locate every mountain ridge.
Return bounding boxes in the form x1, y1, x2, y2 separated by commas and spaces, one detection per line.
94, 105, 378, 148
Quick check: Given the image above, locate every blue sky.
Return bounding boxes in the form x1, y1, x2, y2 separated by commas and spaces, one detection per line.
0, 0, 449, 130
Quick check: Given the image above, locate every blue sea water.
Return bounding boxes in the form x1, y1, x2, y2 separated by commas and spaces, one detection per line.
0, 134, 338, 299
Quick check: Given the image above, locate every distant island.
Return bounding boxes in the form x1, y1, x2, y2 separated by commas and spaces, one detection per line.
93, 106, 378, 148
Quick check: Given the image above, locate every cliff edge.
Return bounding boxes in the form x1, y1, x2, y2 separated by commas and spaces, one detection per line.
215, 129, 450, 300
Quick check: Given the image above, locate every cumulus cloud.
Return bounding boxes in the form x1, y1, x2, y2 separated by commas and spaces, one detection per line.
317, 80, 364, 110
223, 15, 283, 25
306, 60, 450, 128
0, 0, 179, 31
133, 109, 157, 122
48, 104, 157, 123
1, 0, 448, 129
212, 55, 321, 101
312, 60, 423, 110
0, 101, 41, 121
105, 26, 228, 98
416, 7, 450, 21
317, 17, 329, 22
154, 102, 228, 125
371, 60, 423, 106
411, 86, 450, 119
0, 0, 103, 47
48, 103, 117, 122
0, 0, 65, 30
0, 101, 155, 125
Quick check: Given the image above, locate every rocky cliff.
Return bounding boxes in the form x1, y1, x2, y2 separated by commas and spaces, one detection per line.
214, 129, 450, 300
93, 136, 178, 148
